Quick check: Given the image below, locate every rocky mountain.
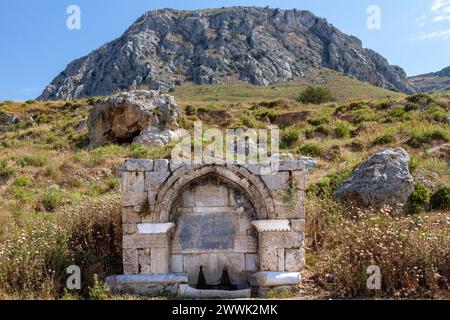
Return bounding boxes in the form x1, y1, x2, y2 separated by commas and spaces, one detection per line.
38, 7, 417, 100
409, 66, 450, 93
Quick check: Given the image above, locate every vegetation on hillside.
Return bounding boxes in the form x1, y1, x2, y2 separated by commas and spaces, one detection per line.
0, 82, 449, 299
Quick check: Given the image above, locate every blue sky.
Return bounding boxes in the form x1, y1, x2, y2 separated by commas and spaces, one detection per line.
0, 0, 449, 101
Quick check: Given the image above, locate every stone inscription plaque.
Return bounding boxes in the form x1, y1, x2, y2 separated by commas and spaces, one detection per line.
179, 213, 236, 250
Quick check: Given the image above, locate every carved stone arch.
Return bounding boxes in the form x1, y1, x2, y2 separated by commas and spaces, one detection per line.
154, 164, 276, 223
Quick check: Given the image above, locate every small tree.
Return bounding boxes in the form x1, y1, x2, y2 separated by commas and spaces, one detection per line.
297, 85, 334, 104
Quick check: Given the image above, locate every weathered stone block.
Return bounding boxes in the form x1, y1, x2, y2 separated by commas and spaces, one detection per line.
180, 189, 194, 207
259, 231, 303, 249
178, 284, 251, 299
138, 249, 151, 274
249, 271, 302, 287
285, 248, 305, 272
277, 248, 285, 271
261, 172, 290, 191
292, 171, 307, 190
273, 190, 305, 219
122, 171, 146, 206
151, 248, 170, 274
137, 222, 175, 235
259, 247, 279, 271
123, 248, 138, 275
124, 159, 154, 172
147, 191, 158, 207
154, 159, 169, 172
145, 170, 171, 191
278, 160, 305, 171
252, 219, 290, 232
194, 185, 228, 207
123, 234, 169, 249
170, 255, 184, 273
122, 207, 142, 224
245, 254, 258, 272
106, 274, 187, 296
290, 219, 305, 233
123, 223, 138, 235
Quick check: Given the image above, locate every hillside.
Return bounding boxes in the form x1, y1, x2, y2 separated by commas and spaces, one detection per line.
1, 84, 449, 299
409, 66, 450, 93
38, 6, 417, 100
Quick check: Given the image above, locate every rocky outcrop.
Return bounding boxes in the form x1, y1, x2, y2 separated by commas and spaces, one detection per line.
0, 112, 34, 133
39, 7, 416, 100
87, 90, 180, 148
409, 66, 450, 92
334, 148, 414, 211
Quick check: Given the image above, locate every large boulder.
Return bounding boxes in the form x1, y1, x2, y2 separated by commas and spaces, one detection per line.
334, 148, 414, 211
87, 90, 180, 148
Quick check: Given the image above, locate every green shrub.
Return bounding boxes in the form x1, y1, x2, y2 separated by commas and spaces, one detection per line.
374, 133, 396, 146
12, 176, 32, 187
17, 154, 48, 167
352, 108, 375, 124
307, 170, 351, 198
409, 155, 419, 172
407, 183, 430, 215
307, 114, 331, 126
299, 143, 324, 157
280, 130, 300, 149
255, 108, 277, 122
389, 106, 407, 119
409, 127, 448, 146
240, 114, 266, 129
129, 143, 149, 159
89, 275, 110, 300
430, 187, 450, 210
42, 186, 64, 211
334, 122, 351, 138
406, 93, 433, 106
426, 107, 448, 123
0, 160, 16, 179
297, 86, 334, 104
318, 212, 450, 298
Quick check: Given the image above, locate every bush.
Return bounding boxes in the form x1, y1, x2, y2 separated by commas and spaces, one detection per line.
408, 127, 448, 146
89, 275, 110, 300
299, 143, 324, 157
17, 154, 48, 167
374, 133, 395, 146
280, 130, 300, 148
407, 183, 430, 215
0, 160, 16, 180
12, 176, 32, 187
406, 93, 433, 106
430, 186, 450, 210
352, 108, 375, 124
334, 122, 351, 138
307, 114, 331, 126
185, 105, 196, 116
42, 185, 64, 211
0, 195, 122, 298
297, 86, 334, 105
389, 106, 407, 119
129, 143, 149, 159
317, 211, 450, 298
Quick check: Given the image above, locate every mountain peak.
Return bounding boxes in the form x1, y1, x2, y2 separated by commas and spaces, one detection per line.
39, 6, 416, 100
